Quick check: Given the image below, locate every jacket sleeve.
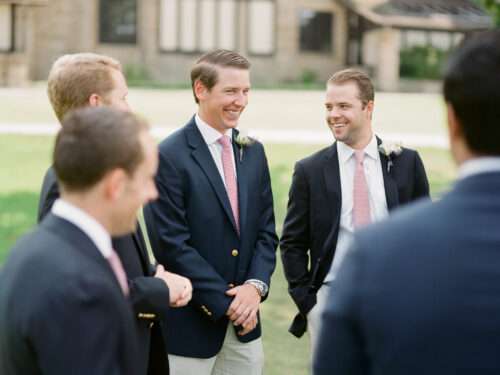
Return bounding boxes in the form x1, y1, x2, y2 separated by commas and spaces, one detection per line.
144, 152, 232, 321
280, 162, 316, 315
128, 276, 170, 319
412, 151, 430, 200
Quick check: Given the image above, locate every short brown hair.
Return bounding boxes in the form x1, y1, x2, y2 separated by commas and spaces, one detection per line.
54, 107, 149, 192
47, 53, 122, 122
190, 49, 250, 103
327, 69, 375, 106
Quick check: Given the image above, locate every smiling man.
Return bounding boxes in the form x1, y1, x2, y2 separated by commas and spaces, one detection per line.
144, 49, 278, 375
280, 69, 430, 354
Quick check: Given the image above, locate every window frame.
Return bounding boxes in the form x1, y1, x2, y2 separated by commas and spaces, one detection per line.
0, 4, 15, 53
99, 0, 138, 45
298, 8, 334, 54
157, 0, 241, 54
246, 0, 276, 57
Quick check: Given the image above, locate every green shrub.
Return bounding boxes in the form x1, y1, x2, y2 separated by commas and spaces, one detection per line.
400, 46, 450, 80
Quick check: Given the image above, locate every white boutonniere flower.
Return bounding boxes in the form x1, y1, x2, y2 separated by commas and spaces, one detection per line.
235, 130, 255, 162
378, 141, 403, 173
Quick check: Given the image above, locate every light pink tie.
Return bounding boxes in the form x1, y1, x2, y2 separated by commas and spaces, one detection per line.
218, 135, 239, 232
108, 249, 129, 296
352, 150, 371, 228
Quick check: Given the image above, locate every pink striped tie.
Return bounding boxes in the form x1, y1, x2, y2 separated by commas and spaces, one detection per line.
108, 249, 129, 296
218, 135, 239, 232
352, 150, 371, 228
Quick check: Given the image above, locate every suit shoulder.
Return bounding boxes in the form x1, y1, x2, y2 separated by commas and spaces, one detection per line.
356, 198, 435, 251
158, 126, 187, 152
296, 145, 332, 169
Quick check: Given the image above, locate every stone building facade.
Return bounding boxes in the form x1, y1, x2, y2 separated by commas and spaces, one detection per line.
0, 0, 492, 90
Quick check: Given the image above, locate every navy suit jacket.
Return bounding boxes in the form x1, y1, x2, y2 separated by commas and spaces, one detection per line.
314, 171, 500, 375
144, 117, 278, 358
37, 167, 170, 375
280, 139, 430, 337
0, 215, 139, 375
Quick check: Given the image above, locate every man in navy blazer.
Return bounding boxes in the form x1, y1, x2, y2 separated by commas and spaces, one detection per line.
36, 53, 192, 375
280, 69, 429, 345
145, 49, 278, 374
0, 108, 158, 374
314, 30, 500, 374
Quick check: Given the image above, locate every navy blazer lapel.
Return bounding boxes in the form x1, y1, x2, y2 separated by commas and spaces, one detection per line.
185, 119, 239, 233
233, 131, 247, 236
323, 142, 342, 211
377, 137, 399, 210
313, 143, 342, 282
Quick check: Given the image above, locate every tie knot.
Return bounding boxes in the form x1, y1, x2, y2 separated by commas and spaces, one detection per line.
218, 135, 232, 149
354, 150, 365, 163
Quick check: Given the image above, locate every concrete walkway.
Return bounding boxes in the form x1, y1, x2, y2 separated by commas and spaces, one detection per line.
0, 87, 448, 148
0, 123, 448, 149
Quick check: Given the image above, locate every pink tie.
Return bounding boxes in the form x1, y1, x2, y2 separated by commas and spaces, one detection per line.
108, 249, 129, 296
218, 135, 239, 232
352, 150, 371, 228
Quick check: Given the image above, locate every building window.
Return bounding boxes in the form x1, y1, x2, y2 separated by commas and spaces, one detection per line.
159, 0, 238, 52
0, 4, 13, 52
248, 0, 275, 55
299, 9, 333, 53
99, 0, 137, 44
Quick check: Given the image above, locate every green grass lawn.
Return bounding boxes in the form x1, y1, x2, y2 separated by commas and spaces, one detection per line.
0, 134, 456, 374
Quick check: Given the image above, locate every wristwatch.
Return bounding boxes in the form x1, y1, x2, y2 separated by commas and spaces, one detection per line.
245, 279, 268, 297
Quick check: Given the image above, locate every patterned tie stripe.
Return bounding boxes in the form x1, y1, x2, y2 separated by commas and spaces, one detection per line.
352, 150, 371, 228
218, 135, 240, 233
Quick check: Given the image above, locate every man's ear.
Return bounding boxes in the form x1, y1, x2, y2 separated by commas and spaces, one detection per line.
88, 93, 102, 107
194, 80, 207, 102
365, 100, 374, 119
103, 168, 127, 202
447, 103, 463, 142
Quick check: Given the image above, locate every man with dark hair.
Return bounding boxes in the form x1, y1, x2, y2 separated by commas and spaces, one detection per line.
144, 49, 278, 374
280, 68, 430, 349
0, 108, 158, 374
38, 53, 192, 375
314, 30, 500, 375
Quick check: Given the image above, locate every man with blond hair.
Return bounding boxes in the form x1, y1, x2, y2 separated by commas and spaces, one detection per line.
37, 53, 192, 375
280, 68, 430, 352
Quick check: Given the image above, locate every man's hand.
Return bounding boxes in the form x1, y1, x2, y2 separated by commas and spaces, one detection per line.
225, 284, 261, 331
154, 265, 192, 307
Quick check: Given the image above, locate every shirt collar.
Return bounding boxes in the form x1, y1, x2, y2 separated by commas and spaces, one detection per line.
195, 114, 233, 146
51, 198, 112, 259
458, 157, 500, 180
337, 135, 379, 164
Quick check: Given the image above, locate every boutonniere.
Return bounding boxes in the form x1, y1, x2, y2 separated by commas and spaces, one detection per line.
378, 141, 403, 173
234, 130, 255, 162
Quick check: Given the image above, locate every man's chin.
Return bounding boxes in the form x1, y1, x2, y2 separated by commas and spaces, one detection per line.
111, 222, 137, 237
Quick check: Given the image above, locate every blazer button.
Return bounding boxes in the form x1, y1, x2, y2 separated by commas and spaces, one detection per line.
231, 249, 239, 257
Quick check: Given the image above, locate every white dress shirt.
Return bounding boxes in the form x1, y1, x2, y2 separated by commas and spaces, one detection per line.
325, 135, 388, 282
195, 114, 237, 186
52, 198, 112, 260
458, 157, 500, 180
194, 114, 268, 295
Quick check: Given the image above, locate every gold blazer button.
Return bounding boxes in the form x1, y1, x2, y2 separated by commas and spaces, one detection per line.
231, 249, 239, 257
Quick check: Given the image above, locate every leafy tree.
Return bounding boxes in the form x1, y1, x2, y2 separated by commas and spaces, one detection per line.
475, 0, 500, 26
